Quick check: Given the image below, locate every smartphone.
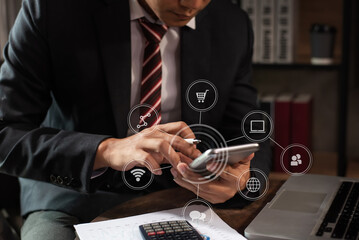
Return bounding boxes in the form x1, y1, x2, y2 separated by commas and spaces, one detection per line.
189, 143, 259, 172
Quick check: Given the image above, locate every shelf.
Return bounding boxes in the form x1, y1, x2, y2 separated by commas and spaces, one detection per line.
296, 0, 343, 63
253, 63, 341, 71
252, 0, 351, 177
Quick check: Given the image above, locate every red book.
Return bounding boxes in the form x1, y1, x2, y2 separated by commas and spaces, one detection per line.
290, 94, 313, 173
291, 94, 312, 147
273, 94, 294, 172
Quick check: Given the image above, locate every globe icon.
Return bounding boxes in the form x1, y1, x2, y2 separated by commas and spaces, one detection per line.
246, 177, 261, 193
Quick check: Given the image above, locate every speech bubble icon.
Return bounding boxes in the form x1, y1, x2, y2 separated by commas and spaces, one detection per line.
199, 213, 206, 221
189, 211, 201, 221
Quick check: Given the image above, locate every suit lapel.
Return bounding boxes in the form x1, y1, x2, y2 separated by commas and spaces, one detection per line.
94, 0, 131, 138
180, 8, 211, 125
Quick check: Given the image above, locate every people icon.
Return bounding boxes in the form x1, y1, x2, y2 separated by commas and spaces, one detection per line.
290, 154, 302, 166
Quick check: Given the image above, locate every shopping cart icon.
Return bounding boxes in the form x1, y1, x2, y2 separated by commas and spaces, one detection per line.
137, 113, 151, 129
196, 90, 209, 103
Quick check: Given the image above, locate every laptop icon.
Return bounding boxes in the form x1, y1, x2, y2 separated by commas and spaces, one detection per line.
250, 120, 265, 134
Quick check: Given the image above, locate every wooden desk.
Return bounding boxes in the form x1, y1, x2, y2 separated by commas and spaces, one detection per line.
93, 173, 288, 235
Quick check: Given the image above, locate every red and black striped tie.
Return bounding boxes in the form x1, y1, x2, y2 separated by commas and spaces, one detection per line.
138, 17, 168, 128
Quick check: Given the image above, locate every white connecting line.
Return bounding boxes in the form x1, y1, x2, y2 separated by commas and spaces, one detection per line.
223, 170, 240, 180
269, 137, 285, 150
153, 165, 172, 172
226, 136, 245, 143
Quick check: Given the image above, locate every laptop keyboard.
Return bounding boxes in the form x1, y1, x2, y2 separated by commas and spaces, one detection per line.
316, 181, 359, 239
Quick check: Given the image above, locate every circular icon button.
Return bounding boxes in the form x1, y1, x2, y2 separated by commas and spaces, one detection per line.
242, 110, 274, 143
122, 160, 154, 190
186, 79, 218, 112
280, 144, 313, 175
182, 199, 214, 225
238, 168, 269, 201
170, 124, 228, 185
127, 104, 160, 135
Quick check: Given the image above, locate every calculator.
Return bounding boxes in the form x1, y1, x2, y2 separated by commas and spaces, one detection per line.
139, 220, 204, 240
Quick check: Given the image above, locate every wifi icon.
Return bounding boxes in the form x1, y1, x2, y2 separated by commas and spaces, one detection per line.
131, 169, 146, 182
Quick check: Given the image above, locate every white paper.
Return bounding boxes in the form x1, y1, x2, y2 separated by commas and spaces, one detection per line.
74, 205, 246, 240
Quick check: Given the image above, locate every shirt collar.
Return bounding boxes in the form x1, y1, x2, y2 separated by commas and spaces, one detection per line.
129, 0, 196, 30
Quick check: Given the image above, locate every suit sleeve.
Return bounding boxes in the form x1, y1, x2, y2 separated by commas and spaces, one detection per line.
216, 7, 272, 208
0, 0, 109, 193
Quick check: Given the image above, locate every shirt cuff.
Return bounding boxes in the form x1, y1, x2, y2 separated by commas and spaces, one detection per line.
91, 167, 108, 179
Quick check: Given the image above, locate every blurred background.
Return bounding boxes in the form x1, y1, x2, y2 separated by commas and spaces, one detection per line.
0, 0, 358, 239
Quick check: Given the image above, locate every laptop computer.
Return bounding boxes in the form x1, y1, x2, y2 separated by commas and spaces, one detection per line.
245, 174, 359, 240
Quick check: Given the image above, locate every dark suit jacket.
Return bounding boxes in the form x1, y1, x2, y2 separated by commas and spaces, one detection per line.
0, 0, 271, 221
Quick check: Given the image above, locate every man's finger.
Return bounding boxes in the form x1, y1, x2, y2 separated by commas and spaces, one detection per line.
150, 151, 165, 164
233, 153, 255, 165
137, 138, 181, 167
172, 175, 235, 204
157, 121, 196, 139
159, 132, 201, 159
176, 162, 208, 182
178, 152, 194, 165
145, 129, 200, 160
122, 149, 163, 175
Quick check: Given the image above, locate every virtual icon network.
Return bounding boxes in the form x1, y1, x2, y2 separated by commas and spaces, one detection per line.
131, 169, 146, 182
186, 80, 218, 112
238, 169, 269, 201
182, 199, 214, 224
280, 144, 313, 175
196, 89, 209, 103
242, 110, 273, 143
122, 160, 154, 190
137, 113, 151, 129
246, 177, 261, 193
290, 154, 302, 166
128, 104, 159, 134
189, 211, 206, 223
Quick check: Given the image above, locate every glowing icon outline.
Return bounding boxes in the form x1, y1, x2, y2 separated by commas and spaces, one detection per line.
280, 144, 313, 176
246, 177, 261, 193
130, 168, 146, 182
181, 199, 214, 224
185, 79, 218, 112
241, 110, 274, 143
290, 154, 302, 166
238, 168, 269, 201
189, 211, 206, 222
196, 89, 209, 103
249, 120, 266, 134
137, 113, 151, 129
122, 160, 154, 190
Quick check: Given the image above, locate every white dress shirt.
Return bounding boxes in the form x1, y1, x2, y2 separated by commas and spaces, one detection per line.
129, 0, 196, 126
92, 1, 196, 178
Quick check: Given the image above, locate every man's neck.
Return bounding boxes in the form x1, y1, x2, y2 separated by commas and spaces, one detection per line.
137, 0, 158, 20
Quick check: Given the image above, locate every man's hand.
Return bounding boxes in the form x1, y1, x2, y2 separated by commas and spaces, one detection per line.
94, 121, 201, 175
170, 153, 254, 204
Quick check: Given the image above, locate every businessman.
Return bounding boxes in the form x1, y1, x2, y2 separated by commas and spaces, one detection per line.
0, 0, 271, 239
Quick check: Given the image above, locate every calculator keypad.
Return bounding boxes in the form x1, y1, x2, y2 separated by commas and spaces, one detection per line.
139, 220, 203, 240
